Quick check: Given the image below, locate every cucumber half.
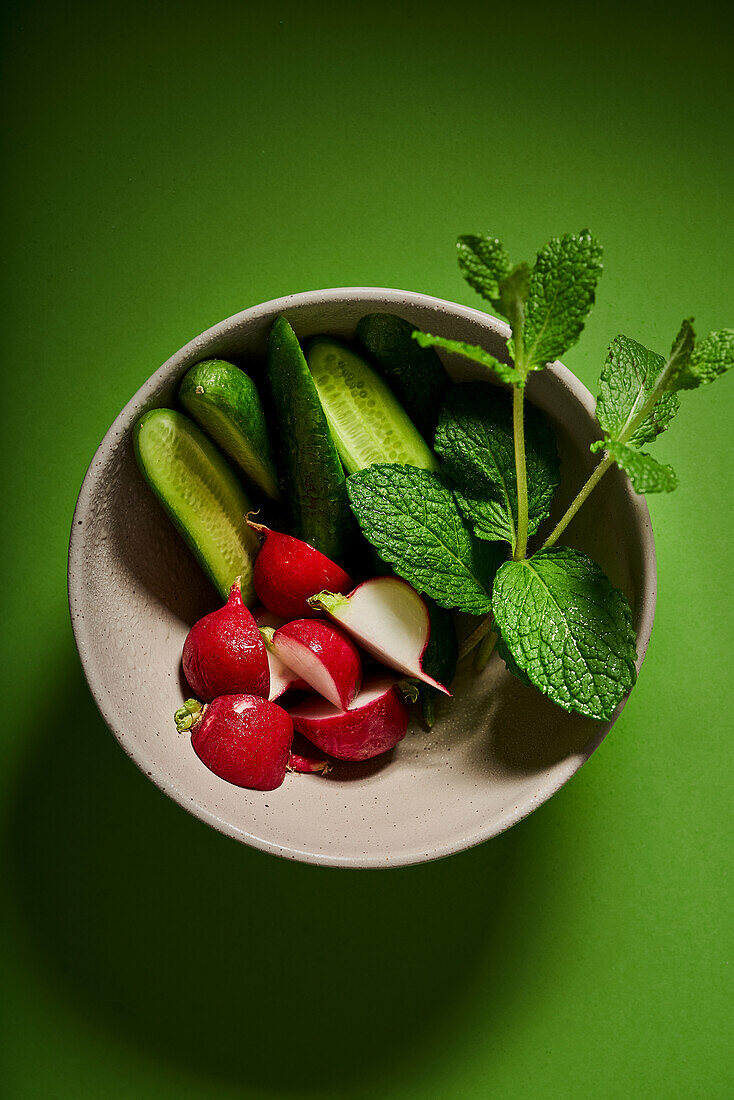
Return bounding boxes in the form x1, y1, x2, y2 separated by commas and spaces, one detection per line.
179, 359, 281, 501
133, 408, 259, 603
306, 337, 439, 475
266, 316, 354, 562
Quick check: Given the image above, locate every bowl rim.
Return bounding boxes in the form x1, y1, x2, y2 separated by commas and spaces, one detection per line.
68, 286, 657, 869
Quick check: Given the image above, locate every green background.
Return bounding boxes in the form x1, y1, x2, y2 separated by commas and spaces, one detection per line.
2, 0, 732, 1096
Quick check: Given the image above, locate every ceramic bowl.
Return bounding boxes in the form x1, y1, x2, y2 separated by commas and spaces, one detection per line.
68, 288, 656, 868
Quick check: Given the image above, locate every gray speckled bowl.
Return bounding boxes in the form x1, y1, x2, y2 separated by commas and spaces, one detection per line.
68, 288, 656, 868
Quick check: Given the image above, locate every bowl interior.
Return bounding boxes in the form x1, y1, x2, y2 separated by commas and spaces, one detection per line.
69, 289, 655, 867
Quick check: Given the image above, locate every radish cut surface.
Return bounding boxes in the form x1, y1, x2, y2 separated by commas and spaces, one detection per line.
311, 577, 450, 695
288, 677, 409, 761
270, 619, 361, 710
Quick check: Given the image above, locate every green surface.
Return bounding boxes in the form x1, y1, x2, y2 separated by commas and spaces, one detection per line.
1, 0, 732, 1097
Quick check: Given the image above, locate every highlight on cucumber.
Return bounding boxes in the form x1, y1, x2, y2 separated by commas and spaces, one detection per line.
131, 230, 733, 792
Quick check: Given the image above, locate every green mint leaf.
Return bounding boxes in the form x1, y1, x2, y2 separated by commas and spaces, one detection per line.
669, 328, 734, 391
412, 332, 519, 386
498, 262, 531, 344
522, 230, 603, 371
346, 464, 504, 614
593, 439, 678, 494
492, 547, 638, 720
456, 235, 512, 308
435, 382, 559, 550
595, 333, 680, 445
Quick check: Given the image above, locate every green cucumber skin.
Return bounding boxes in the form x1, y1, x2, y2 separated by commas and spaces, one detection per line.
265, 316, 354, 562
356, 313, 449, 440
179, 359, 281, 501
420, 598, 459, 726
133, 408, 259, 604
306, 336, 439, 475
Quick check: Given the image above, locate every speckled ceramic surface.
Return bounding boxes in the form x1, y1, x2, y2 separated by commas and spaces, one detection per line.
68, 289, 656, 868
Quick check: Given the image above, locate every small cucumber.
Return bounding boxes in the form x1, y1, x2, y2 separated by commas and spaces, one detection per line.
306, 337, 439, 474
133, 408, 259, 603
266, 316, 354, 562
179, 359, 281, 501
356, 313, 449, 440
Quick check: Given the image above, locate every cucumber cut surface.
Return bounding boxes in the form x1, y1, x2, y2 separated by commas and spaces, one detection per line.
306, 337, 439, 475
266, 316, 354, 562
356, 313, 449, 440
179, 359, 281, 501
133, 408, 259, 603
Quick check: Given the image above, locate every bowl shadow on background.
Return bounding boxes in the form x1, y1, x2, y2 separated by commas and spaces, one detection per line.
8, 647, 570, 1093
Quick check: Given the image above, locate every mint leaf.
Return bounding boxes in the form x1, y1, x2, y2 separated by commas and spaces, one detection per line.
593, 439, 678, 494
670, 328, 734, 391
498, 262, 531, 339
435, 382, 559, 550
522, 230, 603, 371
492, 547, 637, 720
412, 332, 519, 386
456, 235, 512, 308
596, 334, 681, 445
346, 464, 504, 614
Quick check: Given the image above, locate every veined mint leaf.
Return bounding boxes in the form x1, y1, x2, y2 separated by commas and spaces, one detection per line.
595, 333, 680, 445
522, 230, 603, 371
456, 235, 512, 308
498, 262, 531, 346
492, 547, 637, 720
346, 464, 504, 614
435, 382, 559, 550
669, 328, 734, 391
593, 439, 678, 493
412, 332, 519, 386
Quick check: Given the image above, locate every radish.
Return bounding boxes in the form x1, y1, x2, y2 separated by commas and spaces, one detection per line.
266, 619, 362, 710
248, 519, 352, 619
309, 577, 450, 695
288, 677, 409, 761
254, 609, 309, 699
182, 579, 269, 702
174, 695, 293, 790
288, 734, 331, 775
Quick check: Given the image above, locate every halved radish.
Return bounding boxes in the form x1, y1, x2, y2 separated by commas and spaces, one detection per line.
248, 520, 352, 619
254, 609, 308, 700
268, 619, 362, 710
288, 677, 409, 761
309, 577, 450, 695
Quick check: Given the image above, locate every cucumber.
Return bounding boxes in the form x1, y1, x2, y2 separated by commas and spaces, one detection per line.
356, 313, 449, 440
420, 598, 459, 727
306, 337, 439, 474
179, 359, 281, 501
266, 316, 354, 562
133, 408, 259, 603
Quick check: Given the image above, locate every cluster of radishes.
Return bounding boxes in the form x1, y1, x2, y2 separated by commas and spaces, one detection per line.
174, 520, 450, 792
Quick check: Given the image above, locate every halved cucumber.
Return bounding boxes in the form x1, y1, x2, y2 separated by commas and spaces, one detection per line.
133, 408, 259, 603
266, 316, 354, 562
179, 359, 281, 501
306, 337, 439, 475
356, 313, 449, 440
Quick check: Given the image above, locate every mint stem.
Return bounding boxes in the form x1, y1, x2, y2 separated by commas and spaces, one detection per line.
513, 385, 529, 559
542, 452, 614, 550
474, 630, 498, 672
458, 614, 494, 660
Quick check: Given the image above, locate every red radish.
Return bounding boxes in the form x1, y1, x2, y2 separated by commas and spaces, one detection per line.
288, 735, 331, 775
182, 579, 269, 702
254, 609, 309, 699
248, 519, 352, 619
288, 677, 409, 761
309, 577, 450, 695
174, 695, 293, 790
267, 619, 362, 710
